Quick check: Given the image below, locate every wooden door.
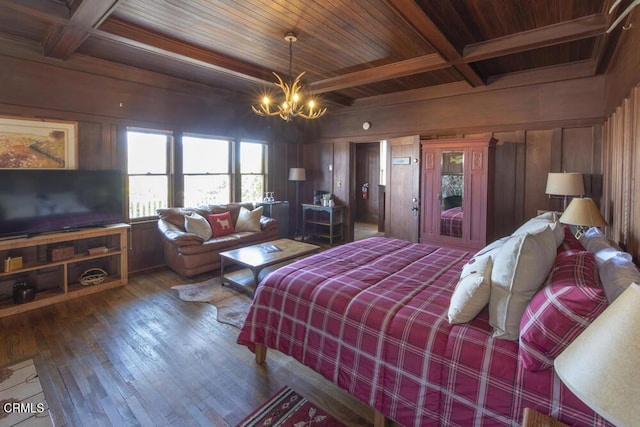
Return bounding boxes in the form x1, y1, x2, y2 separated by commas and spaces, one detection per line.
385, 136, 420, 242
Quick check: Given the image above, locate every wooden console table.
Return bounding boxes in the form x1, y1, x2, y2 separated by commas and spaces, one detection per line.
301, 204, 344, 245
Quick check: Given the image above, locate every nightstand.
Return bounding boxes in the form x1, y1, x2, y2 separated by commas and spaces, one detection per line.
522, 408, 569, 427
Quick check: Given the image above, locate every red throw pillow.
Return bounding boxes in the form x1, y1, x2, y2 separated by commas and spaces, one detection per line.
557, 225, 585, 253
207, 211, 235, 236
518, 251, 607, 371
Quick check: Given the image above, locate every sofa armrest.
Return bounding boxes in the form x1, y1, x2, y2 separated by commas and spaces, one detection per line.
158, 219, 205, 246
260, 216, 279, 231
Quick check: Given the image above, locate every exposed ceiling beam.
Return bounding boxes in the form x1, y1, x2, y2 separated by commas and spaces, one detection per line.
383, 0, 485, 87
43, 0, 121, 59
95, 18, 274, 85
463, 14, 607, 62
309, 54, 446, 93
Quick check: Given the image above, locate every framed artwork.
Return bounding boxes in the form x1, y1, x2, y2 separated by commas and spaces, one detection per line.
0, 116, 77, 169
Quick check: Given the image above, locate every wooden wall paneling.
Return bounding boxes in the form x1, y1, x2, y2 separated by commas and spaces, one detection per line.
602, 83, 639, 261
332, 142, 352, 242
523, 130, 553, 220
491, 131, 523, 240
77, 120, 105, 170
631, 87, 640, 258
561, 126, 599, 200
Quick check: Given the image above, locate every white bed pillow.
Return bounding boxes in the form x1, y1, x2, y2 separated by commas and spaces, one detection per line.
578, 226, 630, 266
448, 256, 493, 324
489, 226, 557, 340
447, 237, 508, 324
512, 211, 564, 247
184, 212, 213, 240
599, 253, 640, 303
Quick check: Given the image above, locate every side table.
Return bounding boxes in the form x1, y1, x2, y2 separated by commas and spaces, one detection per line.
301, 203, 344, 245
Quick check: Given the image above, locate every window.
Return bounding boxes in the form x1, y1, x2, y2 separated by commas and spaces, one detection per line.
127, 129, 171, 219
183, 135, 231, 206
239, 141, 266, 202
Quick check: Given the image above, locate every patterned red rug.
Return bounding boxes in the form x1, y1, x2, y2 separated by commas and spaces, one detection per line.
236, 386, 345, 427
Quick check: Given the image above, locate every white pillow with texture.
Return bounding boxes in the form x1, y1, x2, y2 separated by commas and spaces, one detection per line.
489, 226, 557, 340
184, 212, 213, 240
599, 253, 640, 303
448, 256, 493, 324
512, 211, 564, 247
579, 226, 630, 266
235, 206, 264, 232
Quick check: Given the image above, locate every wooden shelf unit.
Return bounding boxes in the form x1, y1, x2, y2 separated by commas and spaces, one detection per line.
301, 204, 345, 245
0, 224, 129, 318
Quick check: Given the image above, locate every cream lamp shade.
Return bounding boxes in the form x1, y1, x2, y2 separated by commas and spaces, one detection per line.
288, 167, 306, 181
559, 197, 607, 227
545, 172, 585, 196
554, 282, 640, 427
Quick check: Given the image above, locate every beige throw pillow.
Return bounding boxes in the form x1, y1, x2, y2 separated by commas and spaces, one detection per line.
489, 226, 557, 340
184, 212, 213, 240
235, 206, 263, 232
448, 255, 493, 324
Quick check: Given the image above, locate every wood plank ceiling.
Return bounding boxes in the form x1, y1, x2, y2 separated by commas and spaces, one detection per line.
0, 0, 636, 107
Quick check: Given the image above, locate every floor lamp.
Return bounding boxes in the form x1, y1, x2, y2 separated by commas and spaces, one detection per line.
289, 167, 306, 238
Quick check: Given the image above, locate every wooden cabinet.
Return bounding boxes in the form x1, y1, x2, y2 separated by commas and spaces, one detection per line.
0, 224, 129, 318
256, 201, 290, 238
420, 136, 496, 250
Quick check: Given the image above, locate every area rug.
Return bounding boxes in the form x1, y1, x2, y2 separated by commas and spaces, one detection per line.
236, 386, 345, 427
171, 278, 252, 328
0, 359, 53, 426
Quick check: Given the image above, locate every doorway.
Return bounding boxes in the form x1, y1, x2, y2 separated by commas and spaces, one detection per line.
354, 142, 384, 240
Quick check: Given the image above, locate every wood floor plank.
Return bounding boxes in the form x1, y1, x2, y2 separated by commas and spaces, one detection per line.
0, 267, 376, 426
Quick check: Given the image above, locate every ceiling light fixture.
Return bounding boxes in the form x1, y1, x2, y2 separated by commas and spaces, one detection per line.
252, 32, 326, 122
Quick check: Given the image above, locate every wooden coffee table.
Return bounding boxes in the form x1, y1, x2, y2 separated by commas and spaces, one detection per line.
219, 238, 319, 295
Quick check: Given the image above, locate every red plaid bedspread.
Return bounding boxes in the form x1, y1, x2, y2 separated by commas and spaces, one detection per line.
237, 237, 610, 427
440, 206, 463, 237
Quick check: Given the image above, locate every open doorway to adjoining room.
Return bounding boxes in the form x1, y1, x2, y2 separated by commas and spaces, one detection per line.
354, 141, 386, 241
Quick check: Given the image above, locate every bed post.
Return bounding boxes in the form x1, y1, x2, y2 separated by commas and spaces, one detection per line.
255, 343, 267, 364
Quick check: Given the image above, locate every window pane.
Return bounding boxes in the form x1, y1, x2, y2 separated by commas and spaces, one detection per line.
129, 175, 168, 218
127, 132, 167, 174
241, 174, 264, 202
184, 175, 230, 206
240, 142, 263, 173
183, 136, 229, 173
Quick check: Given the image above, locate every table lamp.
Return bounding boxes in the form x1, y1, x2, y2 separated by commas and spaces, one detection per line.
545, 172, 585, 210
559, 197, 607, 239
554, 282, 640, 427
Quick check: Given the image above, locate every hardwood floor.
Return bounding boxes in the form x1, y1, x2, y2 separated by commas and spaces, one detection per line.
0, 268, 375, 426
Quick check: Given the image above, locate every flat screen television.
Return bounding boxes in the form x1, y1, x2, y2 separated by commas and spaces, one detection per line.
0, 169, 125, 239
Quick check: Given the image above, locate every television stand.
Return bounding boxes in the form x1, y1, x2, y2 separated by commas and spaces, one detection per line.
0, 224, 129, 318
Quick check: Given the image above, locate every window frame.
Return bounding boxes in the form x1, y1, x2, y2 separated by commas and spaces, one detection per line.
125, 127, 173, 222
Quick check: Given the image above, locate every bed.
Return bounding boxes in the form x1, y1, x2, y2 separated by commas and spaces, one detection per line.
237, 218, 624, 426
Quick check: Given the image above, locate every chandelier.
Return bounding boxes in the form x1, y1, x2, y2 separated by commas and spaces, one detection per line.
252, 32, 326, 122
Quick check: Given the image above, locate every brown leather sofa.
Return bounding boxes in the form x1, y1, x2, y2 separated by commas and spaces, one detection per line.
157, 203, 279, 277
